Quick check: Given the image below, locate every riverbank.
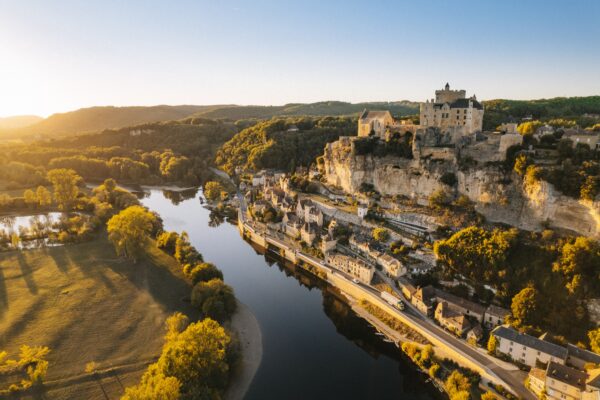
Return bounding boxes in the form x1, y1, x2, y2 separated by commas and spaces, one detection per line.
225, 301, 263, 400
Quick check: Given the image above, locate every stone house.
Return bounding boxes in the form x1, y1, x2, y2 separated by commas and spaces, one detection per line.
545, 361, 588, 400
296, 199, 324, 227
325, 253, 374, 284
483, 304, 510, 328
378, 253, 406, 279
320, 233, 337, 254
528, 367, 547, 398
565, 132, 600, 151
283, 212, 302, 239
492, 325, 568, 368
467, 324, 484, 343
434, 290, 486, 323
357, 110, 394, 138
411, 286, 436, 316
398, 277, 416, 300
301, 222, 319, 246
435, 301, 471, 337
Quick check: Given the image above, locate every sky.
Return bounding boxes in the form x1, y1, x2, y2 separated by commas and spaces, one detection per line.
1, 0, 599, 117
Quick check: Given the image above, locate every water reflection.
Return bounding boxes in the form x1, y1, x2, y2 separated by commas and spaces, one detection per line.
162, 187, 199, 205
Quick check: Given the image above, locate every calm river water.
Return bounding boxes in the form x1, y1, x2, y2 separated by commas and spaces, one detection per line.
140, 188, 442, 400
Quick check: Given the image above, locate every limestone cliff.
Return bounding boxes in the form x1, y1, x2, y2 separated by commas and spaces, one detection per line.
323, 137, 600, 238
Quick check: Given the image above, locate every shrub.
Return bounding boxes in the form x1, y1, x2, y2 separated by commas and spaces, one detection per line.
187, 263, 224, 285
191, 279, 236, 321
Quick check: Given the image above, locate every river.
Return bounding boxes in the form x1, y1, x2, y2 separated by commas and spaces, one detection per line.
140, 188, 442, 400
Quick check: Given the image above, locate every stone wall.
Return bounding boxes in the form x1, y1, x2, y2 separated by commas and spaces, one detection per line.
323, 138, 600, 238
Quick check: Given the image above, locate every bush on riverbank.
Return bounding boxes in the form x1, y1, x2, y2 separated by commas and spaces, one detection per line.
359, 299, 428, 344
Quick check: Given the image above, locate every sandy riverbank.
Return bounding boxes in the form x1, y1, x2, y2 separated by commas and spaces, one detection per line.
225, 301, 263, 400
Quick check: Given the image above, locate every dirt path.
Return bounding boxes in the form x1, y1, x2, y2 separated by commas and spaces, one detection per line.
225, 301, 263, 400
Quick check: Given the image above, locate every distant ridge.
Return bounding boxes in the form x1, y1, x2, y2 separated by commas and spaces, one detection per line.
1, 105, 220, 139
2, 96, 598, 140
0, 115, 43, 130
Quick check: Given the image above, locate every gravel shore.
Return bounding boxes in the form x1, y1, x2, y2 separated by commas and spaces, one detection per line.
225, 301, 263, 400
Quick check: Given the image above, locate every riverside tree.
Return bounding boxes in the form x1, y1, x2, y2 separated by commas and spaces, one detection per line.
204, 181, 225, 202
157, 318, 231, 397
36, 186, 52, 207
107, 205, 157, 262
46, 168, 82, 210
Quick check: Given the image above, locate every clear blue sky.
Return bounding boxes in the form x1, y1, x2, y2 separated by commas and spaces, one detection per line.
1, 0, 599, 117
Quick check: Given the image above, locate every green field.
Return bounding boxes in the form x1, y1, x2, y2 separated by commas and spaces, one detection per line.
0, 235, 198, 399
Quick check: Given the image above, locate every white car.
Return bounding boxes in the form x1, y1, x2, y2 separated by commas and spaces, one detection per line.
352, 278, 360, 284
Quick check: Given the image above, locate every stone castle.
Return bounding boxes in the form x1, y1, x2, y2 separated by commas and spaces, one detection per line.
357, 83, 484, 142
420, 83, 484, 136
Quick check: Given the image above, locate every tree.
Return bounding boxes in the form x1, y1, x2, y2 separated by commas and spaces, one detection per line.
513, 154, 530, 176
481, 392, 497, 400
487, 335, 498, 354
580, 175, 598, 201
589, 328, 600, 354
156, 318, 231, 397
46, 169, 81, 210
164, 312, 189, 342
23, 189, 37, 208
156, 231, 180, 255
187, 263, 224, 285
36, 186, 52, 207
107, 206, 157, 262
445, 370, 471, 400
517, 121, 542, 135
511, 286, 540, 327
429, 189, 450, 209
372, 227, 390, 242
433, 227, 517, 283
204, 181, 225, 202
191, 278, 236, 321
121, 364, 181, 400
553, 237, 600, 297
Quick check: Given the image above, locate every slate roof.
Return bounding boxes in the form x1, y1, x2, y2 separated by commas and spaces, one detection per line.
450, 98, 483, 110
492, 326, 568, 359
567, 343, 600, 364
546, 361, 587, 390
485, 304, 510, 319
435, 290, 486, 315
359, 110, 392, 122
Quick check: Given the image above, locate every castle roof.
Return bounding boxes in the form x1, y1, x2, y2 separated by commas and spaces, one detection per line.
449, 98, 483, 110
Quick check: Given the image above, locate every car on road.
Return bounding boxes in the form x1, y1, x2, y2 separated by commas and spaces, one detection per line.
352, 278, 360, 284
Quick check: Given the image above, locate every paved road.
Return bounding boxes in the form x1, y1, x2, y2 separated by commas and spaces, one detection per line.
372, 271, 532, 399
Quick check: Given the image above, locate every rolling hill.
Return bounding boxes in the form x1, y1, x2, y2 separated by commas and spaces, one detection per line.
0, 105, 223, 139
0, 115, 43, 129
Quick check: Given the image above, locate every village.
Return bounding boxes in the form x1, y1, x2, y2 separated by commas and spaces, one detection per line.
235, 84, 600, 400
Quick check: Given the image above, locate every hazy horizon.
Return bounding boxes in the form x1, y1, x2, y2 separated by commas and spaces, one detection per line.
2, 0, 599, 118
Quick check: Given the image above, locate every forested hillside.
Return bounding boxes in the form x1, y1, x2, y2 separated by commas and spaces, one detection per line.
194, 101, 420, 120
215, 116, 356, 174
0, 119, 237, 186
483, 96, 600, 129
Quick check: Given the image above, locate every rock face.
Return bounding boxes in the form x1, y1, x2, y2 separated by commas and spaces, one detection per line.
323, 137, 600, 238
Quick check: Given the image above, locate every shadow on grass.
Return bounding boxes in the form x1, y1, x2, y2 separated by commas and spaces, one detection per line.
0, 266, 7, 318
16, 251, 38, 295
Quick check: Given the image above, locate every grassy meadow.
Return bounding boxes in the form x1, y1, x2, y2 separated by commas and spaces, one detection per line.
0, 234, 198, 399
